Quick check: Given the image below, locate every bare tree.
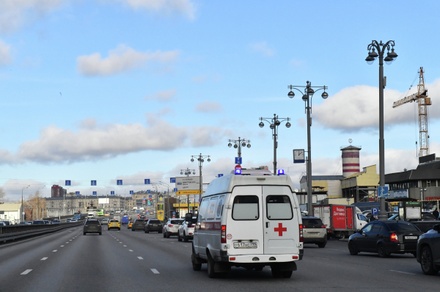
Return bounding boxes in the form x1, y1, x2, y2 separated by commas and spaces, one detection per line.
0, 188, 5, 203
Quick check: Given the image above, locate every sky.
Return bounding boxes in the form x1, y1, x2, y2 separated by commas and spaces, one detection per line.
1, 0, 440, 202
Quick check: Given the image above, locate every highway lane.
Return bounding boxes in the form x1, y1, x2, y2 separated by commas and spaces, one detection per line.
0, 226, 438, 291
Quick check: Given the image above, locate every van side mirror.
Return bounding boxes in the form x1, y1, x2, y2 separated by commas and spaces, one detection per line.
433, 224, 440, 232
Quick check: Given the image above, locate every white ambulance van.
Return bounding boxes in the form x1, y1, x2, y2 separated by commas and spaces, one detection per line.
191, 167, 304, 278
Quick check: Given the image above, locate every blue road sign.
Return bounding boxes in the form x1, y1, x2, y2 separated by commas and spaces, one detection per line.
378, 186, 389, 198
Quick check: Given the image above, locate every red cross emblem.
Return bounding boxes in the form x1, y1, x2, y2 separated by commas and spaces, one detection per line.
274, 223, 287, 236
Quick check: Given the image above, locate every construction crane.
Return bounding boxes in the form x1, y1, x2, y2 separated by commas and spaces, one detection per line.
392, 67, 431, 157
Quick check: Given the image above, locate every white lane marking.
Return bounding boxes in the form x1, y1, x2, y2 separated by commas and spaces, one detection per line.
390, 270, 417, 275
52, 250, 58, 253
41, 257, 48, 261
151, 269, 160, 274
60, 245, 64, 248
21, 269, 32, 275
123, 245, 127, 247
128, 249, 133, 252
137, 256, 144, 260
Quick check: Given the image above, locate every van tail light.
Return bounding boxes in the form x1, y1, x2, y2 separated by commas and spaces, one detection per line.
299, 224, 304, 242
221, 225, 227, 243
390, 232, 399, 243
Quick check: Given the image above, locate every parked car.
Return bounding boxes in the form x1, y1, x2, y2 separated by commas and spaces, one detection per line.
302, 216, 327, 248
108, 219, 121, 230
127, 220, 133, 229
131, 218, 146, 231
83, 218, 102, 235
178, 217, 197, 242
0, 220, 11, 226
162, 218, 183, 238
389, 212, 437, 222
101, 218, 109, 225
32, 220, 46, 225
144, 219, 163, 233
417, 224, 440, 275
348, 220, 423, 257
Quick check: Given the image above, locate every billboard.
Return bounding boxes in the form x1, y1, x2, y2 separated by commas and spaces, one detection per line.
175, 176, 200, 195
98, 198, 109, 204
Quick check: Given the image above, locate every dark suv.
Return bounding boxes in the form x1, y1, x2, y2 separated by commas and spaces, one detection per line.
131, 218, 146, 231
83, 218, 102, 235
144, 219, 163, 233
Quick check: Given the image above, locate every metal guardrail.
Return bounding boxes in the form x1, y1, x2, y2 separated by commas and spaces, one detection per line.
0, 221, 83, 244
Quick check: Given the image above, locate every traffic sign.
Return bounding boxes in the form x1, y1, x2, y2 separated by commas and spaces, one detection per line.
378, 186, 389, 198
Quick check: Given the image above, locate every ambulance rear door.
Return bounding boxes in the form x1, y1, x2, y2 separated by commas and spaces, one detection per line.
262, 185, 300, 255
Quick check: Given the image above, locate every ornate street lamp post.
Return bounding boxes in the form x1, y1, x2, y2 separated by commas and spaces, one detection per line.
228, 137, 251, 165
288, 81, 328, 216
365, 40, 398, 220
259, 114, 291, 175
191, 153, 211, 211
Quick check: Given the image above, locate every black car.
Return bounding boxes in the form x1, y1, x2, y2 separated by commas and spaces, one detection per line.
417, 224, 440, 275
131, 218, 146, 231
83, 218, 102, 235
348, 220, 422, 257
144, 219, 163, 233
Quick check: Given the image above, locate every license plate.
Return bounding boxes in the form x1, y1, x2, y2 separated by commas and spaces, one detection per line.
405, 235, 418, 240
233, 241, 258, 249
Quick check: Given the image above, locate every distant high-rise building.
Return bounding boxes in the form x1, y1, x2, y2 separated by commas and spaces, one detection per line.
51, 185, 66, 198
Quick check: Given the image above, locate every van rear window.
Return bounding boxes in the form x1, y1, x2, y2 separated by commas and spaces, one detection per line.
232, 195, 259, 220
266, 195, 293, 220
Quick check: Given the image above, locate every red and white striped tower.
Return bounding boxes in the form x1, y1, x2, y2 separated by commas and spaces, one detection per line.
341, 144, 361, 177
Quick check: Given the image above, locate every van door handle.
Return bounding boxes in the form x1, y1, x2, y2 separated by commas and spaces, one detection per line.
266, 222, 269, 228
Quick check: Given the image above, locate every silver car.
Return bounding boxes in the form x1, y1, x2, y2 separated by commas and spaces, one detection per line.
302, 216, 327, 248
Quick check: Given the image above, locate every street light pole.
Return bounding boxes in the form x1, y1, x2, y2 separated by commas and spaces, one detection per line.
191, 154, 210, 211
288, 81, 328, 216
259, 114, 291, 175
365, 40, 398, 220
228, 137, 251, 164
21, 185, 30, 222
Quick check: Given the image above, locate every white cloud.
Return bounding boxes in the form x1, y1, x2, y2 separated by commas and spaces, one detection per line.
118, 0, 196, 20
250, 41, 275, 57
313, 81, 440, 132
77, 45, 180, 76
0, 0, 64, 34
0, 39, 11, 65
195, 101, 222, 113
145, 89, 176, 102
12, 117, 229, 163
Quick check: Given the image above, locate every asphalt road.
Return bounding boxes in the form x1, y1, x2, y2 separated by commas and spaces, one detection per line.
0, 226, 437, 292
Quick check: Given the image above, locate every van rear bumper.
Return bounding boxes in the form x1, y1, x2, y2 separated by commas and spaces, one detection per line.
221, 253, 301, 264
